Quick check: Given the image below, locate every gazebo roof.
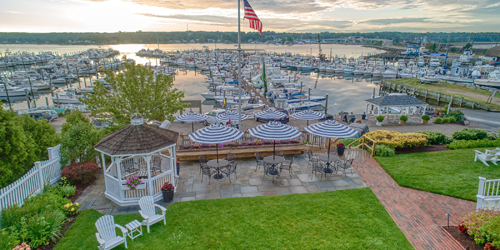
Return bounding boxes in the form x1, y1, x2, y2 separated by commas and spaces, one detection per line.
365, 94, 428, 107
95, 123, 179, 156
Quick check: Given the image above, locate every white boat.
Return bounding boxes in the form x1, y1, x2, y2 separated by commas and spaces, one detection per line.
459, 50, 474, 63
474, 71, 500, 87
429, 58, 440, 68
0, 86, 34, 98
382, 68, 397, 78
287, 101, 323, 112
417, 58, 425, 67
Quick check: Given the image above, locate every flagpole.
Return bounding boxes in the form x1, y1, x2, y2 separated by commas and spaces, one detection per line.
237, 0, 242, 131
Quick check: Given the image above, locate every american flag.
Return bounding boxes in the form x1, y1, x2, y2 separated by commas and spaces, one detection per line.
243, 0, 263, 35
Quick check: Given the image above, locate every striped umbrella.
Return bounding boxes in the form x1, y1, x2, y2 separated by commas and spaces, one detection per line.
216, 110, 248, 124
254, 109, 286, 120
248, 121, 302, 157
304, 120, 358, 166
291, 110, 325, 121
189, 124, 244, 162
175, 111, 208, 132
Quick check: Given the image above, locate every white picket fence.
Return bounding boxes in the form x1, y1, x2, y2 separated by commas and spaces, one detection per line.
0, 145, 62, 211
477, 177, 500, 211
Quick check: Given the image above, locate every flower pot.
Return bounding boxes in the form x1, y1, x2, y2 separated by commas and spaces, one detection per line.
121, 183, 146, 191
423, 120, 429, 125
376, 121, 382, 126
400, 121, 405, 125
337, 146, 345, 156
162, 190, 174, 202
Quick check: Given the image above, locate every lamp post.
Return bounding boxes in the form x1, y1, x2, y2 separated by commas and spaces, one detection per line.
334, 103, 337, 120
446, 213, 451, 229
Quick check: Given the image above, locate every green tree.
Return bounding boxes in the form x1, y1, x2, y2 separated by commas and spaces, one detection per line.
286, 36, 294, 43
60, 121, 102, 165
61, 109, 90, 133
198, 36, 206, 43
0, 107, 35, 188
81, 61, 187, 125
15, 114, 60, 162
425, 43, 437, 52
463, 42, 472, 50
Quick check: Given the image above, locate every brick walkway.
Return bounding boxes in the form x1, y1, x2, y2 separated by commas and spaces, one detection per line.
353, 159, 476, 250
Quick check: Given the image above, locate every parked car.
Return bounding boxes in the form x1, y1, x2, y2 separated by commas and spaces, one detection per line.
26, 111, 53, 121
36, 110, 58, 119
255, 109, 289, 124
203, 109, 226, 126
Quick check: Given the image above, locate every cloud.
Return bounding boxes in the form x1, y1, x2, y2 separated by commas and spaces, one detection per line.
128, 0, 327, 13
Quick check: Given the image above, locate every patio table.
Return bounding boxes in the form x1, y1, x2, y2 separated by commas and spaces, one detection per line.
207, 159, 229, 179
318, 154, 339, 173
263, 155, 285, 176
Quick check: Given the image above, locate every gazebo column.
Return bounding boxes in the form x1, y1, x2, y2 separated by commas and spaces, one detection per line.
101, 152, 107, 175
116, 157, 123, 201
145, 155, 153, 196
377, 106, 381, 115
422, 105, 427, 116
365, 103, 369, 115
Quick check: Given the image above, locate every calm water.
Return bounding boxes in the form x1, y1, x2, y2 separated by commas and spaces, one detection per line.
1, 44, 383, 114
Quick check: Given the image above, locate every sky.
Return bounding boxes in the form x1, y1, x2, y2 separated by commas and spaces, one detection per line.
1, 0, 499, 33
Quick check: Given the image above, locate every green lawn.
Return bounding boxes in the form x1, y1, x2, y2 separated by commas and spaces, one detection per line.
376, 148, 500, 201
55, 188, 412, 250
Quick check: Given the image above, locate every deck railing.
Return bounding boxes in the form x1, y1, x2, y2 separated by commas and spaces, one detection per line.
0, 145, 62, 211
346, 135, 377, 157
477, 177, 500, 211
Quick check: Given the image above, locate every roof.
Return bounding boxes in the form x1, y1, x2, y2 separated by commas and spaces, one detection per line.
95, 123, 179, 156
485, 46, 500, 57
365, 94, 428, 107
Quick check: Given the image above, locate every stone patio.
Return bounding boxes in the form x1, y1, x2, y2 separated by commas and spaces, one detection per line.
76, 154, 366, 215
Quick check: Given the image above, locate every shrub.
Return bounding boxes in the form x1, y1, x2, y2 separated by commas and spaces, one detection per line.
376, 115, 384, 122
61, 162, 99, 185
417, 131, 449, 145
400, 115, 408, 122
481, 216, 500, 248
452, 128, 488, 141
339, 138, 358, 147
21, 210, 65, 247
462, 209, 500, 239
422, 115, 430, 121
488, 132, 500, 140
60, 185, 76, 198
374, 144, 396, 157
446, 139, 500, 149
60, 122, 103, 165
434, 117, 443, 124
442, 118, 450, 123
447, 110, 465, 124
364, 131, 428, 149
63, 202, 80, 216
448, 116, 456, 123
0, 228, 20, 250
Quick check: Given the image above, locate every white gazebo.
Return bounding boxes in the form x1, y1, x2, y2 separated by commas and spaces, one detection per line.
365, 93, 429, 116
95, 117, 179, 206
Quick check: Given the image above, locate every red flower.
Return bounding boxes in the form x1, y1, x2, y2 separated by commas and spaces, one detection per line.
161, 182, 174, 191
337, 142, 345, 147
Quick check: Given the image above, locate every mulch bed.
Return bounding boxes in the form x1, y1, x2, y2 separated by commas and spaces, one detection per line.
443, 226, 484, 250
38, 179, 94, 250
396, 144, 450, 154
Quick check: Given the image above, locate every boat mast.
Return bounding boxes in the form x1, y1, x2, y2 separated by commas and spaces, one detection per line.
237, 0, 242, 130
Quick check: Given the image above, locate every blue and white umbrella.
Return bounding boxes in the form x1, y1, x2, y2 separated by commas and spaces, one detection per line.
254, 109, 286, 120
304, 120, 358, 163
248, 121, 302, 157
189, 124, 244, 161
216, 110, 248, 124
291, 110, 325, 121
175, 111, 208, 132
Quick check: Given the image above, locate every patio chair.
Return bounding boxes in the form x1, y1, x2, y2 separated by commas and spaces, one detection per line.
226, 153, 236, 164
201, 165, 213, 184
474, 149, 500, 166
255, 152, 266, 172
264, 164, 280, 181
280, 157, 294, 176
138, 196, 167, 233
307, 148, 319, 168
338, 159, 354, 177
223, 163, 238, 183
312, 161, 326, 181
199, 155, 208, 174
95, 215, 128, 250
151, 155, 161, 173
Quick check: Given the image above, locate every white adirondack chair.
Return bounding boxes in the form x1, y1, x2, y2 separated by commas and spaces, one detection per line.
138, 196, 167, 233
474, 148, 500, 166
95, 215, 128, 250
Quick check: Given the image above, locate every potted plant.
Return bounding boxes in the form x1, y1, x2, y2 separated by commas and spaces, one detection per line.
422, 115, 430, 125
122, 176, 145, 190
161, 182, 175, 202
400, 115, 408, 125
376, 115, 384, 126
337, 142, 345, 156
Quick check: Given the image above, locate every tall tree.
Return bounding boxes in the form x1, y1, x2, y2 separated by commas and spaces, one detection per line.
15, 114, 60, 162
81, 60, 187, 125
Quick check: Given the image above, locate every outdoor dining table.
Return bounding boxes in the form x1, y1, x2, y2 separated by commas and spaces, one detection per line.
318, 154, 340, 173
207, 159, 229, 179
263, 155, 285, 176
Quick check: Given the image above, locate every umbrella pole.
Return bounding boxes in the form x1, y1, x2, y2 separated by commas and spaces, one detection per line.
192, 122, 194, 133
217, 144, 219, 163
273, 140, 276, 159
327, 138, 331, 160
